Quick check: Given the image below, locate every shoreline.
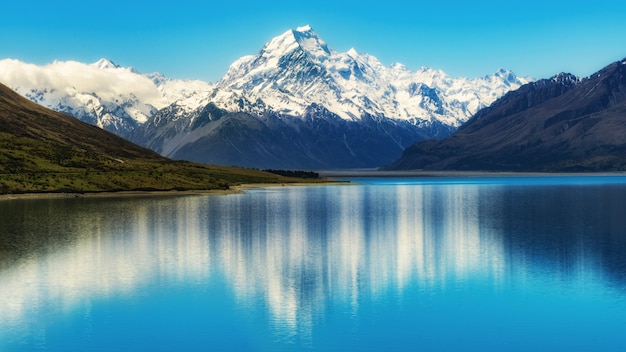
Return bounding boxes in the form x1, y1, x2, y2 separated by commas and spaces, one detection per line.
318, 170, 626, 178
0, 181, 345, 201
3, 171, 626, 200
0, 188, 238, 201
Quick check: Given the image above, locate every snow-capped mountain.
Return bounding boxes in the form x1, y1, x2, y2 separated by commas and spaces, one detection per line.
0, 58, 212, 137
212, 25, 531, 127
132, 25, 532, 168
0, 25, 532, 168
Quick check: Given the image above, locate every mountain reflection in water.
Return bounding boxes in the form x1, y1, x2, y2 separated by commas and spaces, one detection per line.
1, 178, 626, 350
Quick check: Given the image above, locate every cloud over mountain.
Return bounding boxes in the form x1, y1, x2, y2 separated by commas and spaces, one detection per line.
0, 58, 212, 136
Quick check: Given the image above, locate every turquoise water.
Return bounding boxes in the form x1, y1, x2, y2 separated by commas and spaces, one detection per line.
1, 176, 626, 351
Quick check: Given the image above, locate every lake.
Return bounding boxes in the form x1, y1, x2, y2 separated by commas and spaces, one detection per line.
1, 176, 626, 351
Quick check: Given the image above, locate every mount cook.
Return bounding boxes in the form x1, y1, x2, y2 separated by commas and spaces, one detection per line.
0, 25, 530, 169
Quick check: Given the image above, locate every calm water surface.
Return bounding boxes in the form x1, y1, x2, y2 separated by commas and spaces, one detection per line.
1, 176, 626, 351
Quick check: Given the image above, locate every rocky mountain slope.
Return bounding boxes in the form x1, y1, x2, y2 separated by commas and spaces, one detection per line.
386, 58, 626, 171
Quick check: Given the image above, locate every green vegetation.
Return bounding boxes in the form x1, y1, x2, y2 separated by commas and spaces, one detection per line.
0, 83, 322, 195
0, 156, 301, 194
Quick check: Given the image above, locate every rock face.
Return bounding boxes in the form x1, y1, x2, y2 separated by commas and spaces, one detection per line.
387, 59, 626, 172
132, 102, 450, 169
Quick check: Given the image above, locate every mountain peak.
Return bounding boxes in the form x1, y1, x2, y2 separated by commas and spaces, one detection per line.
295, 25, 313, 33
550, 72, 580, 85
93, 58, 119, 70
496, 68, 511, 75
347, 48, 359, 57
290, 26, 331, 59
261, 26, 331, 61
490, 68, 515, 80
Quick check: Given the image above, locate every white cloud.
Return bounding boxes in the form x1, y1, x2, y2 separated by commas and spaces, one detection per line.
0, 58, 168, 109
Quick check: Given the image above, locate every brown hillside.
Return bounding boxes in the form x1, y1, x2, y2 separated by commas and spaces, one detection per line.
0, 82, 294, 193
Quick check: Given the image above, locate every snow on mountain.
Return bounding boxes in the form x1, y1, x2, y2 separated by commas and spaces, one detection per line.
130, 26, 533, 169
0, 58, 212, 136
214, 25, 532, 128
0, 26, 529, 135
385, 57, 626, 171
0, 25, 533, 168
93, 58, 121, 70
145, 72, 214, 114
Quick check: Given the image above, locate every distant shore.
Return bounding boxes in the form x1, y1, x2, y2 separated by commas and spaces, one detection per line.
318, 169, 626, 178
0, 181, 342, 201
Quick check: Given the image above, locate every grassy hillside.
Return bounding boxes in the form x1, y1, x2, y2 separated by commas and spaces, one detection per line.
0, 82, 315, 194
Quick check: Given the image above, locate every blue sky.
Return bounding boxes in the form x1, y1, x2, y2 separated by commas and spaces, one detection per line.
1, 0, 625, 82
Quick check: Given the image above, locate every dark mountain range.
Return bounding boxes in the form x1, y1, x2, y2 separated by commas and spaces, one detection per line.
386, 58, 626, 172
0, 82, 299, 194
131, 102, 449, 169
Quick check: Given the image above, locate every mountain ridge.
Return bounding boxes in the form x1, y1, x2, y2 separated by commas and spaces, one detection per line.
386, 58, 626, 171
1, 25, 531, 168
0, 58, 213, 137
215, 25, 531, 127
129, 25, 530, 168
